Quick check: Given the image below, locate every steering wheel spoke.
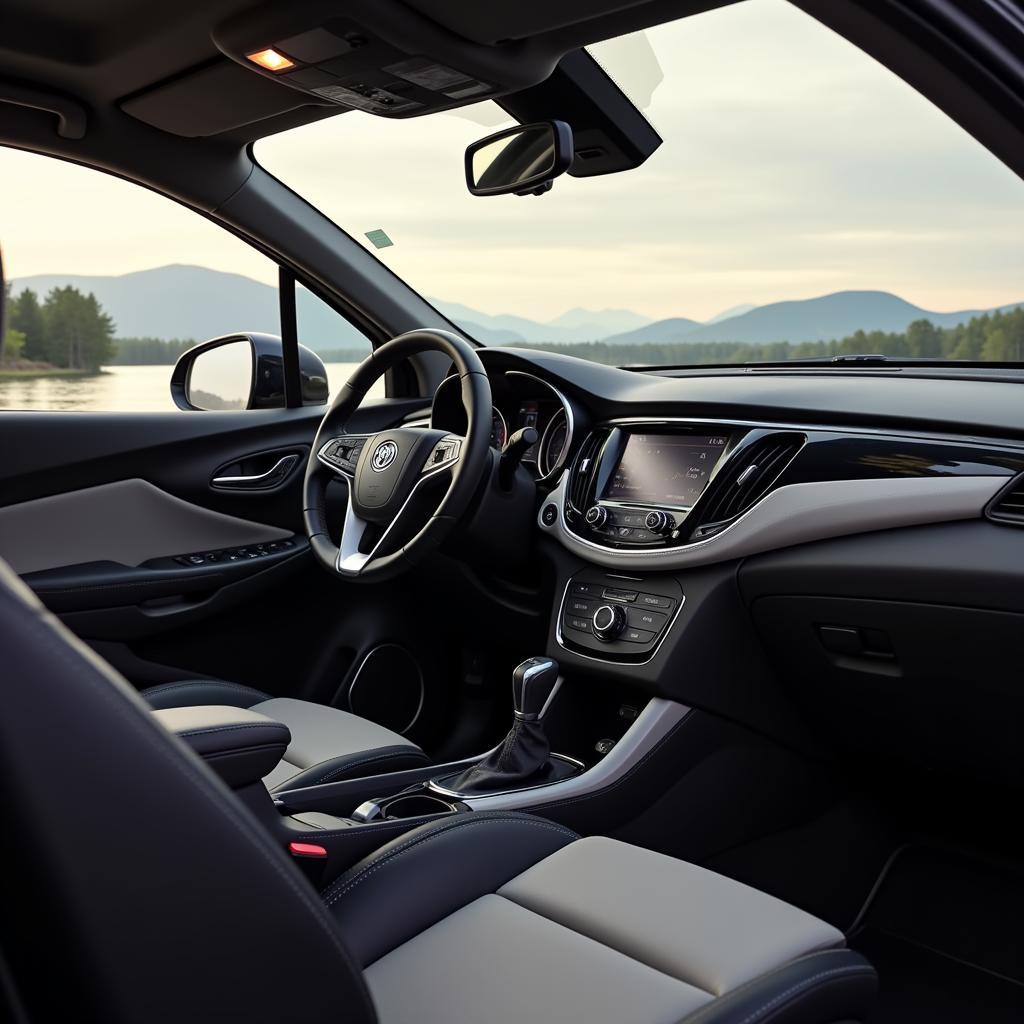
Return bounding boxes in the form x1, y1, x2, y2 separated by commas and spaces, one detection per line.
335, 490, 373, 575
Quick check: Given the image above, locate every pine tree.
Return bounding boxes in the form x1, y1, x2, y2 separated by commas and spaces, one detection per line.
9, 288, 46, 361
41, 286, 117, 370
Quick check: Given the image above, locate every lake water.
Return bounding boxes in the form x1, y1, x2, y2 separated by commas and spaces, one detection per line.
0, 363, 379, 412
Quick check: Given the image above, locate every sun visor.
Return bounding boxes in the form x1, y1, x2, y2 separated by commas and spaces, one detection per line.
120, 60, 318, 137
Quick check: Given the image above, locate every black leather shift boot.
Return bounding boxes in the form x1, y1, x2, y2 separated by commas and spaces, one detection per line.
446, 716, 551, 795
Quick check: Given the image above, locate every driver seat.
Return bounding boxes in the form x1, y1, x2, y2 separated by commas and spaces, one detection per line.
140, 679, 429, 791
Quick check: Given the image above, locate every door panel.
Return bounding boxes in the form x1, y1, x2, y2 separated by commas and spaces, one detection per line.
0, 398, 430, 637
0, 478, 291, 574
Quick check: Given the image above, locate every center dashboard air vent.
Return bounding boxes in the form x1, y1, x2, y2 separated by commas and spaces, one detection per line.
986, 472, 1024, 525
566, 429, 609, 519
688, 432, 805, 540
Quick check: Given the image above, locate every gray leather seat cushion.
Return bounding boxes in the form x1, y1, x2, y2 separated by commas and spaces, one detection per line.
140, 681, 429, 791
367, 894, 714, 1023
498, 836, 843, 995
358, 833, 869, 1024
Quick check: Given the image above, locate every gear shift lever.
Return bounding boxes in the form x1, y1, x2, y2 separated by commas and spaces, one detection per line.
512, 656, 561, 721
443, 657, 561, 796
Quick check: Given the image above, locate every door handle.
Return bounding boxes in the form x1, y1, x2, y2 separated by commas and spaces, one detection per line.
212, 454, 300, 490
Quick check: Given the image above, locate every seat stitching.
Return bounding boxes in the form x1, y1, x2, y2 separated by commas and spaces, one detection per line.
143, 680, 269, 699
323, 815, 577, 906
681, 966, 875, 1024
7, 596, 373, 1013
177, 724, 290, 740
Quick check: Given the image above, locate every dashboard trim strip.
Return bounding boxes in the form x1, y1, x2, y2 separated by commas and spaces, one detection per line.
540, 471, 1006, 570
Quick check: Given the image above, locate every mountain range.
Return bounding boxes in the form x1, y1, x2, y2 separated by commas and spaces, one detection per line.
10, 264, 1021, 353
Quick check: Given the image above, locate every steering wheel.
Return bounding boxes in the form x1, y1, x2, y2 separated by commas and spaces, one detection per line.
303, 329, 492, 581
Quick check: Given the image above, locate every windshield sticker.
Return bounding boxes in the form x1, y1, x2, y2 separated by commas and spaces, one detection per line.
365, 229, 394, 249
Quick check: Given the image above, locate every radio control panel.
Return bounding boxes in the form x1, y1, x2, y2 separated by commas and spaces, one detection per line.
558, 570, 683, 661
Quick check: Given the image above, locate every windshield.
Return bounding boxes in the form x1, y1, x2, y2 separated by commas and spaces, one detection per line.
256, 0, 1024, 367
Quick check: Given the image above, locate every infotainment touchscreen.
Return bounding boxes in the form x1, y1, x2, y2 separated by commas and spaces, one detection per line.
602, 433, 729, 507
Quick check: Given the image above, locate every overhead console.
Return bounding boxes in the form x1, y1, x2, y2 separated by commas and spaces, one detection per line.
212, 0, 556, 119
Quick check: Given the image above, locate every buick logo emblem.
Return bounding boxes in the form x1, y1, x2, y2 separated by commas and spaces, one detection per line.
371, 440, 399, 472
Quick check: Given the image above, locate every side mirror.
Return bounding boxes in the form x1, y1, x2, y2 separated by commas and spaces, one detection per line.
465, 120, 574, 197
170, 332, 329, 411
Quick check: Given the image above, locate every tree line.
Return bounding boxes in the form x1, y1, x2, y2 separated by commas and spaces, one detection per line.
516, 307, 1024, 366
3, 283, 1023, 371
3, 286, 115, 371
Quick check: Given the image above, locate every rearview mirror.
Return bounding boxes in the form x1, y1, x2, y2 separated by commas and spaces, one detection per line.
465, 121, 574, 197
170, 332, 329, 411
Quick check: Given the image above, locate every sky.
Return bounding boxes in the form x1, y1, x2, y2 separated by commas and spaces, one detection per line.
3, 0, 1023, 324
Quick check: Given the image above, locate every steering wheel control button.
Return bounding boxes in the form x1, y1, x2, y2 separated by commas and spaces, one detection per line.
541, 503, 558, 526
585, 505, 608, 528
592, 603, 627, 641
320, 436, 366, 474
424, 436, 462, 472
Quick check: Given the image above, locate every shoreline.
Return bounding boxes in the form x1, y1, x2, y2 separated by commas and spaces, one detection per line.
0, 367, 105, 381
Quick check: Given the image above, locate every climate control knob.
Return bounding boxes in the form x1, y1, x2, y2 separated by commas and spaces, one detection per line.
645, 510, 676, 534
592, 604, 627, 641
585, 505, 608, 529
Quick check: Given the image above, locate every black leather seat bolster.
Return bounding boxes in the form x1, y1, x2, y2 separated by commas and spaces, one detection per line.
679, 949, 878, 1024
326, 811, 579, 967
276, 744, 431, 791
141, 679, 271, 710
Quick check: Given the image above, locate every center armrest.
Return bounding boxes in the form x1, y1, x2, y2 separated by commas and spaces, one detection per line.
154, 705, 291, 789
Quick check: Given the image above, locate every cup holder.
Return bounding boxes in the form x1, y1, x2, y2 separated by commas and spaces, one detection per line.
383, 793, 460, 820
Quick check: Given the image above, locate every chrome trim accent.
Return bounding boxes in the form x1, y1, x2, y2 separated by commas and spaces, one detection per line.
492, 407, 509, 448
504, 370, 576, 482
370, 439, 399, 472
346, 643, 426, 735
460, 699, 692, 811
336, 459, 458, 576
212, 454, 299, 488
555, 578, 687, 666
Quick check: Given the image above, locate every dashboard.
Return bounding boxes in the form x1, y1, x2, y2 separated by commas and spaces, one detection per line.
429, 345, 1024, 787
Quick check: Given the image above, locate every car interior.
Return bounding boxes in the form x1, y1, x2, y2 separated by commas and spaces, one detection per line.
2, 1, 1024, 1022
